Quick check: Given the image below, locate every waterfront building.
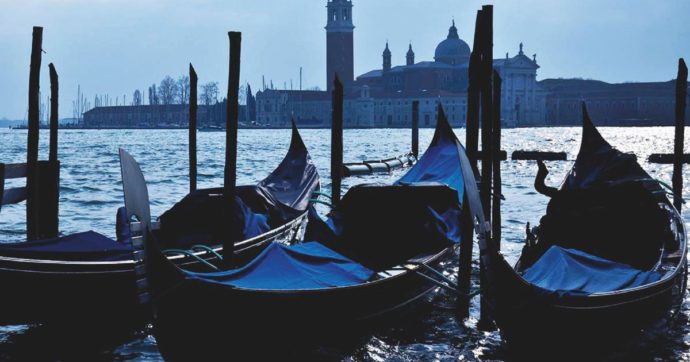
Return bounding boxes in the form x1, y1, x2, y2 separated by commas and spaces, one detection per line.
255, 0, 547, 128
542, 79, 690, 126
82, 103, 246, 128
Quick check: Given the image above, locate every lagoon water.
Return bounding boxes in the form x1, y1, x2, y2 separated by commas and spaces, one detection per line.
0, 127, 689, 361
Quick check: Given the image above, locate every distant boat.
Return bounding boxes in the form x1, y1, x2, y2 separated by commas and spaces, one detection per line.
197, 125, 225, 132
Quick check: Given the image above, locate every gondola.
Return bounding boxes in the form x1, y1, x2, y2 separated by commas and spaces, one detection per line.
0, 122, 319, 325
125, 107, 479, 359
479, 104, 688, 356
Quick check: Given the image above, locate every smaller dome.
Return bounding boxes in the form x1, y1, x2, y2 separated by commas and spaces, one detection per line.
434, 20, 471, 65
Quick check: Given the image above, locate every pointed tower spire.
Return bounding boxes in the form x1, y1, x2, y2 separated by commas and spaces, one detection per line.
383, 41, 392, 72
406, 43, 415, 66
519, 42, 524, 55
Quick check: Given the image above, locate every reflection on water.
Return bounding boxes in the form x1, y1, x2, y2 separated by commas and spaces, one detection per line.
0, 127, 688, 361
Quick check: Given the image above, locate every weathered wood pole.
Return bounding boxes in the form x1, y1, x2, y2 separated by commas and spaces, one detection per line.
48, 64, 58, 163
26, 26, 43, 241
223, 31, 241, 266
492, 70, 502, 249
412, 101, 419, 159
466, 9, 483, 171
673, 58, 687, 213
478, 4, 495, 331
331, 74, 344, 205
38, 62, 60, 239
457, 7, 484, 321
189, 63, 198, 193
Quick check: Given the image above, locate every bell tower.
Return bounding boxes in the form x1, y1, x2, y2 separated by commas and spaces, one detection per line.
326, 0, 354, 92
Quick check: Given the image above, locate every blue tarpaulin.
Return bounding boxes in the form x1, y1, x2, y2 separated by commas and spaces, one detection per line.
187, 242, 374, 290
523, 246, 662, 295
395, 118, 464, 202
0, 231, 132, 261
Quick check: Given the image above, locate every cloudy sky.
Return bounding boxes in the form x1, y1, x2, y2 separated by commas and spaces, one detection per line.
0, 0, 688, 120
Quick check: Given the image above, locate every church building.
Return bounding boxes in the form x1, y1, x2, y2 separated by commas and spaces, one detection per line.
255, 0, 547, 128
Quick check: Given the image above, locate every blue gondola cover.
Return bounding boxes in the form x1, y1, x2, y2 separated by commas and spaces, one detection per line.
395, 118, 464, 202
522, 246, 662, 296
0, 231, 132, 261
187, 242, 374, 290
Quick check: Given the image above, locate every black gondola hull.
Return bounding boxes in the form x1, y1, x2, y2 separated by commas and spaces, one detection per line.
150, 248, 455, 360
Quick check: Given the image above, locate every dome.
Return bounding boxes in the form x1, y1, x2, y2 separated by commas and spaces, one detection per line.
434, 20, 471, 65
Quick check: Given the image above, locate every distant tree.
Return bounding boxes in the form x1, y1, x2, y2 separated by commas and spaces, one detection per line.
246, 84, 256, 122
133, 90, 142, 106
307, 86, 321, 91
238, 84, 246, 105
148, 84, 159, 105
200, 82, 219, 106
159, 76, 178, 105
176, 75, 190, 105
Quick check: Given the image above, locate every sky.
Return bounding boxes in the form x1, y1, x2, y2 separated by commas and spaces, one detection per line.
0, 0, 688, 120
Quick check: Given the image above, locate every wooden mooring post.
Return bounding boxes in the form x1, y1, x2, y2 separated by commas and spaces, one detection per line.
477, 4, 496, 331
223, 31, 241, 267
412, 101, 419, 159
189, 64, 198, 193
331, 74, 344, 205
457, 8, 484, 320
673, 58, 687, 213
492, 70, 502, 250
26, 26, 42, 241
38, 62, 60, 239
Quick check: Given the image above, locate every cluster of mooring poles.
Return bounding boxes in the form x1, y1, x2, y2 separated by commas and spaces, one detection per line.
1, 26, 60, 241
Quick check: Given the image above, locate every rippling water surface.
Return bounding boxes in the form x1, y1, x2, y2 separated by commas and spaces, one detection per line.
0, 127, 689, 361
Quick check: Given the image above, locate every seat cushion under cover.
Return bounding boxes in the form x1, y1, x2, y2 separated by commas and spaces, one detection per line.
522, 245, 662, 296
187, 242, 374, 290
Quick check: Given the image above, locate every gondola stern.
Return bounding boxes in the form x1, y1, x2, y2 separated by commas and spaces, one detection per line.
580, 102, 611, 152
430, 103, 458, 146
288, 118, 309, 155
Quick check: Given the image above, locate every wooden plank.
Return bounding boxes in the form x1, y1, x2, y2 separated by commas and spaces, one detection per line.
673, 58, 687, 213
2, 163, 28, 179
2, 187, 28, 206
512, 150, 568, 161
648, 153, 690, 164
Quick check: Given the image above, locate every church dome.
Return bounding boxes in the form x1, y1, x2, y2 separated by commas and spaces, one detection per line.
434, 20, 470, 65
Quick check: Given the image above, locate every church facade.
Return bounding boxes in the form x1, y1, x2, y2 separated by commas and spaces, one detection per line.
255, 0, 547, 128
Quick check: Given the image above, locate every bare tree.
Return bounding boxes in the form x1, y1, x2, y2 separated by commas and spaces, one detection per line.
133, 90, 142, 106
159, 76, 178, 105
148, 84, 159, 105
200, 82, 219, 106
177, 75, 190, 105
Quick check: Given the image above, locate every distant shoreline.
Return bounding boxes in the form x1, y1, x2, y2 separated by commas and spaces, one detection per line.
7, 123, 685, 131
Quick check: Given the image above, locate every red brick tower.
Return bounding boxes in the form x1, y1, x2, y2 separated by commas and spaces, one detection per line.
326, 0, 354, 92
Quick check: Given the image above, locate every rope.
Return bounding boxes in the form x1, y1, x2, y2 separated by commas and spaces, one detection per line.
310, 199, 333, 208
162, 249, 219, 271
633, 178, 686, 204
312, 191, 332, 200
190, 244, 224, 261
